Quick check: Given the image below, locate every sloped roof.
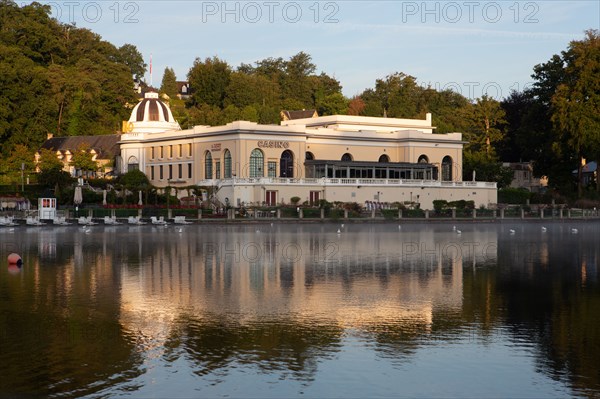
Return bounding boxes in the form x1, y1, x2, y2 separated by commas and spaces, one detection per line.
40, 135, 121, 159
280, 109, 318, 121
572, 161, 597, 174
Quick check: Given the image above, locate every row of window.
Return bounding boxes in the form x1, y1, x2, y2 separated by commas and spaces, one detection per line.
150, 143, 193, 160
149, 163, 193, 181
146, 149, 454, 181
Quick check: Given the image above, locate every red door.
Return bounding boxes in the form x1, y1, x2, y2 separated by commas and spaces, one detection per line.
266, 190, 277, 206
310, 191, 320, 206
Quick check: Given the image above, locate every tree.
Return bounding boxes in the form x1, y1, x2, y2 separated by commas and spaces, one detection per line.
360, 72, 421, 118
316, 93, 349, 115
70, 143, 98, 178
187, 56, 232, 108
462, 95, 507, 158
37, 148, 64, 172
348, 96, 365, 115
118, 169, 149, 188
160, 67, 178, 98
116, 44, 147, 81
463, 151, 514, 188
551, 29, 600, 196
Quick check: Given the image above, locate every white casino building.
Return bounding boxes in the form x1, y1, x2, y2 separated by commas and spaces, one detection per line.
119, 92, 497, 209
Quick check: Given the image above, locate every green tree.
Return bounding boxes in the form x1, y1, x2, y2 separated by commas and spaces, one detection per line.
160, 67, 178, 98
70, 143, 98, 178
187, 56, 232, 108
463, 151, 514, 188
551, 29, 600, 196
462, 95, 507, 158
118, 169, 149, 188
316, 93, 349, 115
116, 43, 147, 82
37, 148, 64, 172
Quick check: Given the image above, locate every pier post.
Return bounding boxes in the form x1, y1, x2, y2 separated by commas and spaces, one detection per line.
568, 209, 571, 219
559, 208, 563, 219
425, 210, 429, 219
344, 209, 348, 219
137, 208, 142, 218
111, 209, 115, 219
198, 209, 202, 220
168, 209, 172, 220
398, 208, 402, 219
452, 209, 456, 219
473, 209, 477, 219
299, 208, 304, 219
277, 208, 281, 219
520, 208, 525, 219
540, 209, 544, 219
371, 209, 375, 219
500, 208, 504, 219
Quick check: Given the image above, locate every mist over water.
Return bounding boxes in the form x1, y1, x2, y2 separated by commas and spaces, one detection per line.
1, 222, 599, 398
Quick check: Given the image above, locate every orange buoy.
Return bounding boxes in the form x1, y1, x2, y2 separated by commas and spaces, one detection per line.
7, 253, 22, 266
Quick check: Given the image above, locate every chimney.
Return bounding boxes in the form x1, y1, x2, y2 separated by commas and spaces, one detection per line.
47, 133, 54, 140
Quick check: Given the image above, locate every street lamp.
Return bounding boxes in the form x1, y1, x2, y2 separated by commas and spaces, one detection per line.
166, 179, 171, 211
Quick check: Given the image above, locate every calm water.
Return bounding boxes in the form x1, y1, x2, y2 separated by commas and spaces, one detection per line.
1, 222, 599, 398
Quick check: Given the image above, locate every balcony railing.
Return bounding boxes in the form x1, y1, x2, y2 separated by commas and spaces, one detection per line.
194, 178, 497, 189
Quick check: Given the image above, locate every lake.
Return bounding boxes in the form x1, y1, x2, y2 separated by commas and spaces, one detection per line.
1, 222, 599, 398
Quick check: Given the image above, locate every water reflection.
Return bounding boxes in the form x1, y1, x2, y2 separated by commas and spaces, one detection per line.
0, 222, 599, 397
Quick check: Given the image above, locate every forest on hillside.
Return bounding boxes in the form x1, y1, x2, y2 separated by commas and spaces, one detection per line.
0, 0, 598, 198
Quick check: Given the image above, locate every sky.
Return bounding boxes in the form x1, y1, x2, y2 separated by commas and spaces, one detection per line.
31, 0, 600, 99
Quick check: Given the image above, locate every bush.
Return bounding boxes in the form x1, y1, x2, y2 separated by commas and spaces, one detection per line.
433, 200, 448, 213
498, 188, 531, 204
290, 196, 301, 205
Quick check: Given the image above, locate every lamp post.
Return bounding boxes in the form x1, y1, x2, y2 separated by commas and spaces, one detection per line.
166, 179, 171, 212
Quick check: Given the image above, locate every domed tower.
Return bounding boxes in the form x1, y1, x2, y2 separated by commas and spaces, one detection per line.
119, 91, 181, 174
126, 91, 181, 134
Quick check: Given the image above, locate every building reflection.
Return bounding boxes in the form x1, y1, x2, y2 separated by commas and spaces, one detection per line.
2, 223, 600, 395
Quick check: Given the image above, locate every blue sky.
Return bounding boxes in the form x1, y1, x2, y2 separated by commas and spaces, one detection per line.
34, 0, 600, 99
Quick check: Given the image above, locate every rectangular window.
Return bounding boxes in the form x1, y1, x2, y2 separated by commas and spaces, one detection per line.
160, 146, 164, 158
151, 147, 155, 159
169, 164, 173, 180
169, 145, 173, 158
178, 164, 182, 179
268, 161, 276, 178
179, 144, 182, 157
188, 143, 192, 156
188, 163, 192, 178
215, 161, 221, 179
159, 165, 163, 180
150, 166, 155, 180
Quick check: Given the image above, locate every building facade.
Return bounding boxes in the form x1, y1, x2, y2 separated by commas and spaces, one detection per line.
118, 92, 497, 209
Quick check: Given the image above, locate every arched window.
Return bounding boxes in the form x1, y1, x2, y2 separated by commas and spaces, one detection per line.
249, 148, 264, 177
127, 156, 139, 172
442, 156, 453, 181
280, 150, 294, 178
305, 152, 314, 160
341, 153, 353, 162
378, 154, 390, 163
204, 151, 212, 179
418, 155, 429, 164
223, 149, 232, 178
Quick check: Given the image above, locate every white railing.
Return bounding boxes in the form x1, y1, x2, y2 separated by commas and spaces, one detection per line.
196, 178, 497, 189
